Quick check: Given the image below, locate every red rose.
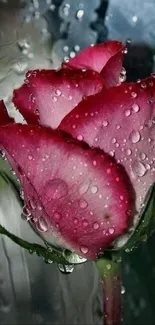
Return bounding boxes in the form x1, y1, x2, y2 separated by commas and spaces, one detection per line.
0, 41, 141, 260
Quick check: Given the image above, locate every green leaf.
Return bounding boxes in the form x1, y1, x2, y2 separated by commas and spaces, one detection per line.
124, 182, 155, 252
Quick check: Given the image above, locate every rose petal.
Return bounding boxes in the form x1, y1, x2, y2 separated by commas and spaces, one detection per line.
13, 68, 104, 128
0, 101, 14, 125
0, 124, 133, 259
59, 76, 155, 216
63, 41, 125, 87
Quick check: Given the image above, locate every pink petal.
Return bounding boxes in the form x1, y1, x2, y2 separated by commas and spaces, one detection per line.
0, 124, 133, 259
0, 101, 14, 125
13, 68, 104, 128
63, 41, 125, 87
59, 76, 155, 217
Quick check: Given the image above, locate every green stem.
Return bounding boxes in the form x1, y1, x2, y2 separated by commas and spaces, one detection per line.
96, 256, 122, 325
0, 224, 68, 264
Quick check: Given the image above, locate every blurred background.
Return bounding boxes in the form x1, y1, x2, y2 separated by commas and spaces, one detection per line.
0, 0, 155, 324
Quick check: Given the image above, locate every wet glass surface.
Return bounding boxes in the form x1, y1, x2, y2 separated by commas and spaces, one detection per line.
0, 1, 155, 324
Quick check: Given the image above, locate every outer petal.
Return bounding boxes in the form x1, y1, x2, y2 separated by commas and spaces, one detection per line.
0, 124, 133, 259
64, 41, 125, 87
59, 76, 155, 217
0, 101, 14, 125
13, 68, 104, 128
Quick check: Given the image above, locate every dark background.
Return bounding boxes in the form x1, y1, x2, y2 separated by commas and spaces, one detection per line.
0, 0, 155, 324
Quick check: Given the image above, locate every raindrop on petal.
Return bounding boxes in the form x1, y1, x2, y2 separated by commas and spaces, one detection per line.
129, 130, 141, 143
36, 217, 48, 232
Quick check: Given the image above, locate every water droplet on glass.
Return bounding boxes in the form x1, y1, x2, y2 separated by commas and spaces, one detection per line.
80, 246, 89, 254
36, 217, 48, 232
132, 103, 140, 113
131, 160, 147, 177
58, 263, 74, 274
129, 130, 141, 143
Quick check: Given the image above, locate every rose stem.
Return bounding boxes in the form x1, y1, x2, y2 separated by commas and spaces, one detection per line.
96, 256, 122, 325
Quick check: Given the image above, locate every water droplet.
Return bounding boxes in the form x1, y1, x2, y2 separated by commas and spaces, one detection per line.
43, 179, 68, 200
93, 222, 99, 230
79, 181, 90, 195
132, 103, 140, 113
82, 220, 88, 227
93, 160, 97, 166
139, 152, 146, 161
79, 199, 88, 209
76, 9, 84, 20
120, 195, 124, 201
131, 160, 147, 177
126, 149, 132, 156
74, 218, 79, 225
107, 168, 111, 174
80, 246, 89, 254
131, 92, 137, 98
44, 258, 53, 264
116, 125, 121, 130
121, 285, 125, 294
21, 205, 31, 221
125, 109, 131, 117
106, 263, 112, 270
70, 51, 76, 58
36, 217, 48, 232
74, 45, 80, 52
53, 96, 57, 102
102, 120, 109, 127
112, 138, 116, 143
53, 212, 61, 220
91, 185, 98, 194
140, 82, 147, 89
55, 89, 62, 96
62, 3, 70, 16
77, 134, 83, 141
20, 189, 24, 200
13, 61, 28, 75
58, 264, 74, 274
109, 227, 115, 234
129, 130, 141, 143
